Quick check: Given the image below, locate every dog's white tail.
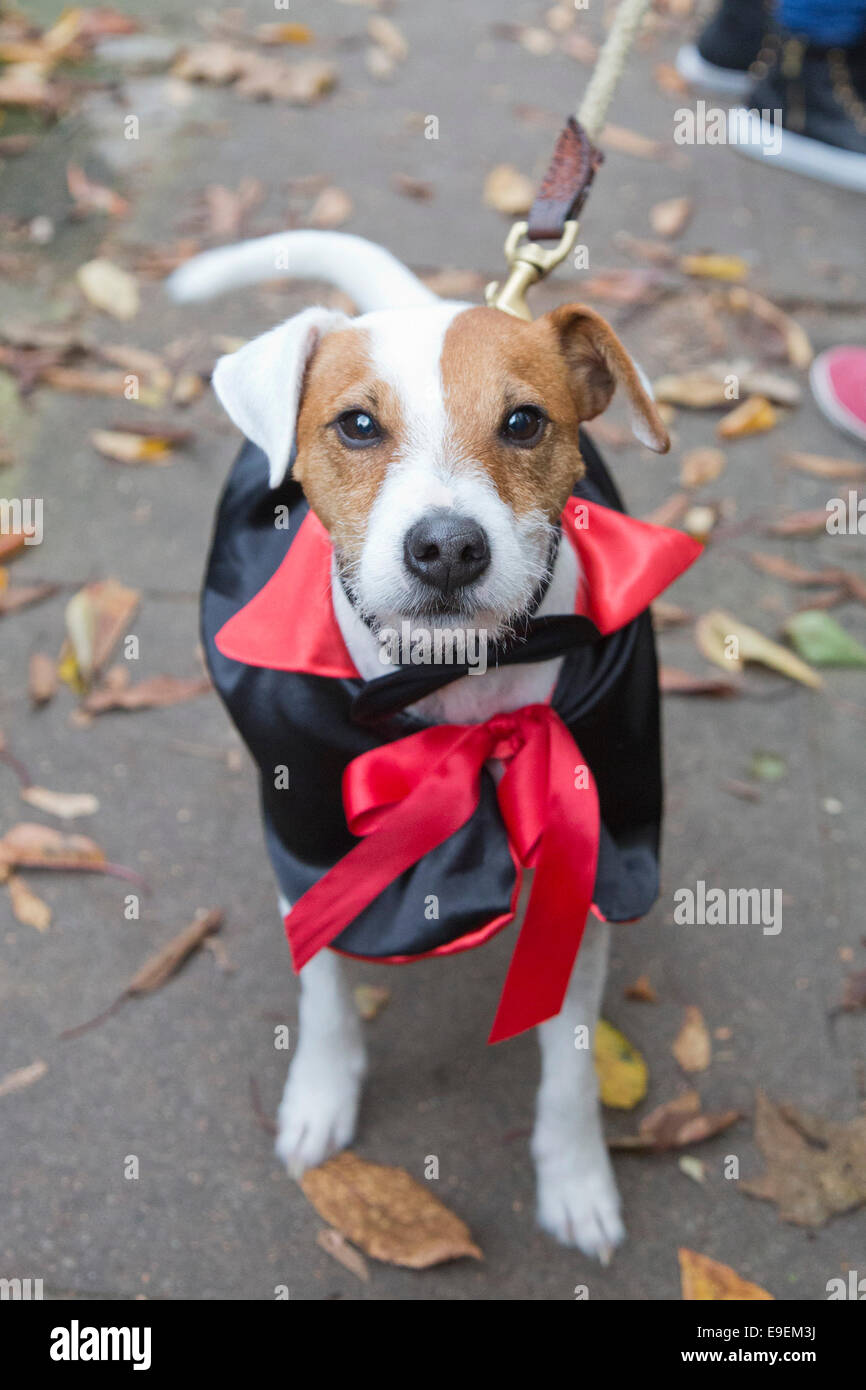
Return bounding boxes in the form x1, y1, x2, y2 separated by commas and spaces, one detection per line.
165, 230, 438, 314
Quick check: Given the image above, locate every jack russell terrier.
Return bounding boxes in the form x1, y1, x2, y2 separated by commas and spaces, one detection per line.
168, 232, 699, 1261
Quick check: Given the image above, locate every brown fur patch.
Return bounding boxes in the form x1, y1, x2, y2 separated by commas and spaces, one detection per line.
293, 324, 404, 568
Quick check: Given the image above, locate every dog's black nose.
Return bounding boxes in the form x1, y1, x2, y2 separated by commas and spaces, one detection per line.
403, 512, 491, 594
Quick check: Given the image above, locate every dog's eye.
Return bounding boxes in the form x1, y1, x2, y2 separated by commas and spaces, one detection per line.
334, 410, 382, 448
501, 405, 546, 447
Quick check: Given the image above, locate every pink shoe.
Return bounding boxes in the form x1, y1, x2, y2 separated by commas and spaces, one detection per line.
810, 346, 866, 445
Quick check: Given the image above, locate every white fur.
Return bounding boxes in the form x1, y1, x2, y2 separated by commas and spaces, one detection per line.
179, 230, 625, 1256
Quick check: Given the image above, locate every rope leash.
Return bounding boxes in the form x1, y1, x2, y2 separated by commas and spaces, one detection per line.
486, 0, 654, 321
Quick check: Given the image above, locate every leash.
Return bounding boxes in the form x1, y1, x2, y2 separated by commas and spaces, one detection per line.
486, 0, 654, 321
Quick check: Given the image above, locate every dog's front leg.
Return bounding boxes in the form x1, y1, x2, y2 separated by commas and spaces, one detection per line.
275, 939, 367, 1178
531, 916, 624, 1261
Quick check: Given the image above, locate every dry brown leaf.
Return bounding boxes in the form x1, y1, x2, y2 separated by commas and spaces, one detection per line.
0, 1058, 47, 1098
61, 580, 140, 688
560, 31, 598, 64
717, 395, 777, 439
679, 1248, 774, 1301
651, 600, 693, 630
726, 286, 813, 368
673, 1006, 712, 1073
90, 430, 176, 466
66, 164, 129, 218
237, 56, 337, 103
301, 1152, 482, 1268
0, 530, 32, 562
695, 609, 822, 688
643, 492, 689, 528
749, 552, 844, 586
0, 822, 106, 872
20, 786, 99, 820
783, 450, 866, 481
681, 252, 749, 282
0, 582, 59, 616
582, 267, 666, 305
367, 15, 408, 61
650, 195, 692, 238
308, 186, 354, 229
680, 447, 726, 488
483, 164, 535, 216
601, 123, 665, 160
127, 909, 223, 995
741, 1090, 866, 1226
173, 41, 251, 84
199, 177, 264, 240
765, 509, 828, 538
77, 259, 140, 320
654, 61, 691, 94
421, 268, 485, 299
654, 369, 730, 408
316, 1228, 370, 1283
40, 365, 132, 397
840, 968, 866, 1012
660, 666, 739, 697
82, 671, 210, 714
7, 873, 52, 931
29, 652, 58, 705
624, 974, 657, 1003
611, 1090, 740, 1152
255, 22, 314, 45
391, 173, 434, 201
354, 984, 390, 1021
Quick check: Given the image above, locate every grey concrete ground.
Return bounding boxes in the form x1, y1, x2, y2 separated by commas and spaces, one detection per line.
1, 0, 864, 1300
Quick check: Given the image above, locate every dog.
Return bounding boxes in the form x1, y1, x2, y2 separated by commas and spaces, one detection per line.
168, 231, 679, 1261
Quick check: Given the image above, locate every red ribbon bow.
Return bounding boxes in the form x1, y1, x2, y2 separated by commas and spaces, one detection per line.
285, 703, 599, 1043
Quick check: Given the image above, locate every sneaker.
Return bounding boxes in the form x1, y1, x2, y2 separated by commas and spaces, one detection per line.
810, 346, 866, 444
729, 36, 866, 191
676, 0, 772, 97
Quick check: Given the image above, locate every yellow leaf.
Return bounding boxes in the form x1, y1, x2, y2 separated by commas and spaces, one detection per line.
695, 609, 823, 688
672, 1005, 712, 1073
717, 394, 777, 439
680, 253, 749, 281
90, 430, 174, 465
679, 1248, 774, 1300
594, 1019, 648, 1109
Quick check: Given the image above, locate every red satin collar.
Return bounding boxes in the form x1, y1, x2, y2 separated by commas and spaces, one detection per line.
214, 497, 701, 675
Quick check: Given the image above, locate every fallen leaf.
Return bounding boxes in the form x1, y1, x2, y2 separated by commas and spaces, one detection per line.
0, 582, 59, 616
765, 508, 829, 538
695, 609, 822, 688
255, 22, 314, 45
783, 450, 866, 481
740, 1090, 866, 1226
560, 31, 598, 64
173, 41, 251, 84
681, 253, 748, 282
66, 164, 129, 218
29, 652, 57, 704
391, 173, 434, 201
717, 395, 777, 439
301, 1152, 482, 1268
236, 56, 337, 103
679, 1155, 706, 1183
784, 611, 866, 668
582, 266, 666, 305
680, 447, 726, 488
354, 984, 390, 1021
655, 370, 731, 409
673, 1006, 711, 1073
308, 185, 353, 229
660, 665, 738, 697
61, 580, 140, 688
749, 751, 787, 782
610, 1090, 739, 1152
683, 503, 718, 543
76, 259, 140, 320
654, 61, 691, 95
90, 430, 176, 466
679, 1248, 774, 1301
643, 492, 689, 528
82, 671, 211, 714
594, 1019, 648, 1110
651, 600, 693, 630
624, 974, 657, 1003
421, 268, 485, 298
316, 1227, 370, 1282
0, 1058, 47, 1098
20, 786, 99, 820
483, 164, 535, 216
39, 365, 133, 397
367, 15, 408, 61
7, 873, 51, 931
726, 286, 813, 368
840, 968, 866, 1012
650, 195, 692, 238
127, 909, 223, 995
601, 123, 665, 160
0, 822, 105, 872
749, 552, 844, 586
199, 177, 264, 240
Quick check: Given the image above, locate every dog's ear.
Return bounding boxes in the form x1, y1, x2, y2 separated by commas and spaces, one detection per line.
211, 306, 348, 487
546, 303, 669, 453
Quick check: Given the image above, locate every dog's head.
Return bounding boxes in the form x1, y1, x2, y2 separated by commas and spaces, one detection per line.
213, 301, 668, 638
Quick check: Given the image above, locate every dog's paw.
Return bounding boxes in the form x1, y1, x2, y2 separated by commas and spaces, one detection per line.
535, 1155, 625, 1262
275, 1053, 365, 1179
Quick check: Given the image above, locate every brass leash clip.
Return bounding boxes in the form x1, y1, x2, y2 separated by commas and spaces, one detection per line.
485, 219, 580, 322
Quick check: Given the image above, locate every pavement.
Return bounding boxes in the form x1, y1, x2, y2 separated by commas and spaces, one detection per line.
1, 0, 864, 1301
